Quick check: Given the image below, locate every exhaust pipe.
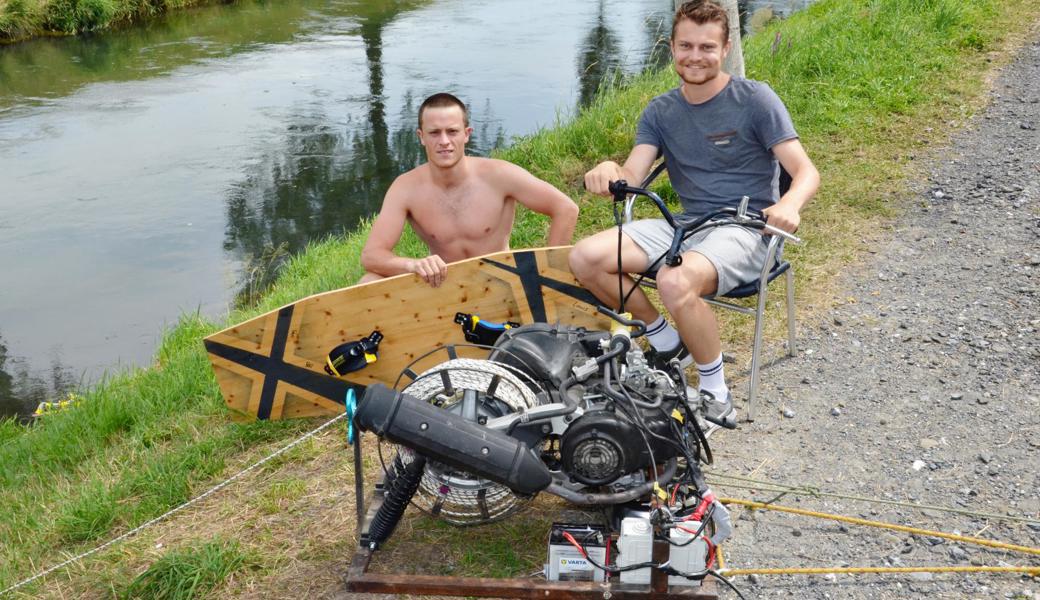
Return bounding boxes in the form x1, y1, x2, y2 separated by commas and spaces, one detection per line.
354, 384, 553, 495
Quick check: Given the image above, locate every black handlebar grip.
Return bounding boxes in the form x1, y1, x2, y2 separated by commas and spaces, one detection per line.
607, 179, 628, 196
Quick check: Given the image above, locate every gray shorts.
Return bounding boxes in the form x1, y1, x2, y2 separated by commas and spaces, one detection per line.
623, 219, 770, 295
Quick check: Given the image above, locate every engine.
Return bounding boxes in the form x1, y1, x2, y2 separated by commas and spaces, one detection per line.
353, 315, 730, 549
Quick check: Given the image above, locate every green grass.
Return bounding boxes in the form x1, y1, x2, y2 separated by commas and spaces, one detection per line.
122, 538, 253, 600
1, 0, 1038, 595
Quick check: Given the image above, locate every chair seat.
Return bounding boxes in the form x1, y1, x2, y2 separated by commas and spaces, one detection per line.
639, 260, 791, 299
720, 261, 791, 299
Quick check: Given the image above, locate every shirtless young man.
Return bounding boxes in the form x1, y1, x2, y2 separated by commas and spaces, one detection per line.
360, 93, 578, 287
571, 0, 819, 420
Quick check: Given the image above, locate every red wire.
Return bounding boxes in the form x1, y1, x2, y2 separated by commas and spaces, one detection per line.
673, 526, 717, 570
562, 531, 589, 558
703, 536, 716, 568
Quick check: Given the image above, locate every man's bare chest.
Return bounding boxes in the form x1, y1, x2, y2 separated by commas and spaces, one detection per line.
410, 187, 512, 239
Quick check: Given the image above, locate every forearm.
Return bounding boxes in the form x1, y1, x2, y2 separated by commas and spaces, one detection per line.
778, 165, 820, 212
360, 249, 416, 277
545, 202, 579, 246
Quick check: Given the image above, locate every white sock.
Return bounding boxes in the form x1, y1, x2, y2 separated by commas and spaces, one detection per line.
697, 354, 728, 398
645, 315, 681, 351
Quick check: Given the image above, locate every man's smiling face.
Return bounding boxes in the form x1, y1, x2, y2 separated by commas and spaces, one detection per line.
671, 18, 730, 87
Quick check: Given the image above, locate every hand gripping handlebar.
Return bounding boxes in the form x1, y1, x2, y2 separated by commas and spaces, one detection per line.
608, 180, 801, 267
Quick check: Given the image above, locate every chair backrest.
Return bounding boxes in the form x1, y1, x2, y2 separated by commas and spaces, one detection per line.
778, 164, 792, 196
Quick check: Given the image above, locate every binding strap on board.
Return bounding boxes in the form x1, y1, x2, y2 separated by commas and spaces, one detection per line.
325, 331, 383, 377
454, 312, 520, 346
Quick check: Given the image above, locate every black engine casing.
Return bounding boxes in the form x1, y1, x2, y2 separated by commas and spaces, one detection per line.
561, 407, 677, 486
489, 324, 606, 388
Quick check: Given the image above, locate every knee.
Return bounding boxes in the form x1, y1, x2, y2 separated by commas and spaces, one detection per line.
656, 267, 711, 310
656, 268, 692, 308
569, 239, 601, 282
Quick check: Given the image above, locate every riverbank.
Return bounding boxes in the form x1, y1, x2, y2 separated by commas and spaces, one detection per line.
1, 0, 208, 42
2, 0, 1039, 597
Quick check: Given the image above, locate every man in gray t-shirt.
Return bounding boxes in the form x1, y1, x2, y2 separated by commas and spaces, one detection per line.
570, 0, 819, 420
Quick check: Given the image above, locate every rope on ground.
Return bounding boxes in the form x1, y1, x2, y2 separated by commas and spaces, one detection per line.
1, 412, 347, 598
720, 566, 1040, 577
706, 472, 1040, 525
720, 497, 1040, 557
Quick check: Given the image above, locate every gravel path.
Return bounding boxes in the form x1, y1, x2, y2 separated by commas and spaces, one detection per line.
716, 35, 1040, 599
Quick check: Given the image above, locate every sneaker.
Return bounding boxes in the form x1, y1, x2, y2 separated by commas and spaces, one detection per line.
646, 343, 693, 373
688, 387, 736, 436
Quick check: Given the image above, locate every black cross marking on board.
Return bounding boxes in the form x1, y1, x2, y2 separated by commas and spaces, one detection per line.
482, 251, 601, 322
204, 305, 365, 420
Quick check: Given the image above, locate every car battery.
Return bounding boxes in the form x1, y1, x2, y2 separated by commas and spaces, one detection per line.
545, 523, 607, 582
668, 521, 708, 586
618, 517, 653, 584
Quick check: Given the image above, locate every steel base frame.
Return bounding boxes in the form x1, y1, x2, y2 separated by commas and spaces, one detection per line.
344, 436, 718, 599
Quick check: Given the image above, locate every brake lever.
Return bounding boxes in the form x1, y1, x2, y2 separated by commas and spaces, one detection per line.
762, 223, 802, 244
736, 195, 803, 244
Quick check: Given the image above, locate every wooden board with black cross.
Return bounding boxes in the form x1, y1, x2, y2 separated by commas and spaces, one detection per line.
203, 246, 615, 420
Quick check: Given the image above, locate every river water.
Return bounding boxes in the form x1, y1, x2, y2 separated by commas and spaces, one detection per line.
0, 0, 810, 418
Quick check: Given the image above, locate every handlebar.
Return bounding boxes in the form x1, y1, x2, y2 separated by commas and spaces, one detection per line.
608, 180, 801, 268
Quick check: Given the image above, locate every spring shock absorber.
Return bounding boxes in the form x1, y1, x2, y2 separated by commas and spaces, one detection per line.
366, 452, 427, 549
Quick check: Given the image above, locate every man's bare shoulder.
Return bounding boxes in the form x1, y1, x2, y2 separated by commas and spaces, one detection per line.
470, 156, 530, 183
385, 164, 431, 202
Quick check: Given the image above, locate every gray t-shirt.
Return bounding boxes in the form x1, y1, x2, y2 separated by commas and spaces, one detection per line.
635, 77, 798, 218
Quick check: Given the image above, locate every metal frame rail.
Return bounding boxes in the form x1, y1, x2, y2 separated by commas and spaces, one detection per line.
343, 435, 718, 599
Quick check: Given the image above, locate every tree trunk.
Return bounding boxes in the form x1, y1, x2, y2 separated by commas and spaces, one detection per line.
674, 0, 744, 77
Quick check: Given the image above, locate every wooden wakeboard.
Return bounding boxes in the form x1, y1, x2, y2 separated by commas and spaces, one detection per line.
204, 246, 613, 421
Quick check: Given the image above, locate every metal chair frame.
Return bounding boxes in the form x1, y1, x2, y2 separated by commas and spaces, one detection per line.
623, 165, 796, 421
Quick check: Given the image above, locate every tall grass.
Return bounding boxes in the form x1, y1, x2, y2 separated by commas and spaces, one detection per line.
123, 538, 252, 600
0, 0, 1037, 595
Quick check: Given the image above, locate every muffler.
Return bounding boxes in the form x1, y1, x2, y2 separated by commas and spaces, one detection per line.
354, 384, 553, 495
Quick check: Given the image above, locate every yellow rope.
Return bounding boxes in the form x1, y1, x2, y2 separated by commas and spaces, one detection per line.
707, 473, 1040, 525
720, 566, 1040, 576
720, 497, 1040, 558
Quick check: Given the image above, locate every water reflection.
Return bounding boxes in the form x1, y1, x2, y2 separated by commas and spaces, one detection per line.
577, 3, 623, 108
577, 2, 672, 108
0, 1, 322, 112
0, 333, 76, 421
220, 4, 511, 300
0, 0, 685, 394
740, 0, 816, 34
